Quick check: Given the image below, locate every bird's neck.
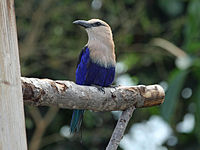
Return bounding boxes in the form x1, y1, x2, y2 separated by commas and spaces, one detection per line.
87, 35, 116, 68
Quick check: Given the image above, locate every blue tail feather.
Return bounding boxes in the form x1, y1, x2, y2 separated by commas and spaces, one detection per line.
70, 109, 85, 133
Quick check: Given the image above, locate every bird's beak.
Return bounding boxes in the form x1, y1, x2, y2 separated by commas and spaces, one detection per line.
73, 20, 91, 28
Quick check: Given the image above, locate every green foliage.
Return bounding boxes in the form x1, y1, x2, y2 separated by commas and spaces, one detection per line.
184, 0, 200, 53
161, 69, 188, 122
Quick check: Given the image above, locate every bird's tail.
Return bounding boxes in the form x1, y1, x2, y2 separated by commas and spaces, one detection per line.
70, 109, 85, 133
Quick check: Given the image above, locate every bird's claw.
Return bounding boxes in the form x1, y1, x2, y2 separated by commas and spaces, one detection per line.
92, 85, 105, 94
97, 87, 105, 94
108, 85, 119, 90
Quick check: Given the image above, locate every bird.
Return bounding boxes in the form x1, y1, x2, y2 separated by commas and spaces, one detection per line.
70, 19, 116, 133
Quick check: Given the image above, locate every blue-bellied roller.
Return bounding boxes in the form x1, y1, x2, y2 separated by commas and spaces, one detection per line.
70, 19, 116, 133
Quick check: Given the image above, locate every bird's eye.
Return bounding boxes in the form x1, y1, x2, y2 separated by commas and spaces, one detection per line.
95, 22, 102, 26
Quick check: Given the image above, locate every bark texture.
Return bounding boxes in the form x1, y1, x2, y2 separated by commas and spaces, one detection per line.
106, 107, 135, 150
0, 0, 27, 149
21, 77, 165, 111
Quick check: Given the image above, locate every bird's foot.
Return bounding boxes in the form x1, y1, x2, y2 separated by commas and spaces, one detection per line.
108, 85, 119, 88
92, 85, 105, 94
108, 85, 120, 91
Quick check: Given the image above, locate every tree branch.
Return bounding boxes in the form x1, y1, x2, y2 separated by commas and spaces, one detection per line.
21, 77, 165, 111
106, 107, 135, 150
21, 77, 165, 150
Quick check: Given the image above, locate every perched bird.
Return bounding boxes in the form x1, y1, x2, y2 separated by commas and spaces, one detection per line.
70, 19, 116, 133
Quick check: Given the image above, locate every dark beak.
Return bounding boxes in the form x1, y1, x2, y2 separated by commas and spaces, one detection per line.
73, 20, 91, 28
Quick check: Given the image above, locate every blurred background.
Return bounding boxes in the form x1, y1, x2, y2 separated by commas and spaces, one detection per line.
15, 0, 200, 149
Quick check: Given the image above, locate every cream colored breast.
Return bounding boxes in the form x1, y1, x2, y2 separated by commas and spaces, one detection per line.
88, 44, 116, 68
87, 35, 116, 67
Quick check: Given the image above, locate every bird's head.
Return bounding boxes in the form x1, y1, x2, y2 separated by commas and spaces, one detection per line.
73, 19, 112, 38
73, 19, 115, 67
73, 19, 114, 47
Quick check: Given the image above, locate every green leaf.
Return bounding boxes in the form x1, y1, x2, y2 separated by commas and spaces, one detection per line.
161, 69, 189, 122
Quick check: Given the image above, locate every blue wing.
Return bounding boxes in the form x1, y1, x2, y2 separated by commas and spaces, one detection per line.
70, 46, 115, 133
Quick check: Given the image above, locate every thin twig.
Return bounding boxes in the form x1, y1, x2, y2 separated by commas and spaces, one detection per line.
28, 106, 42, 126
29, 107, 59, 150
151, 38, 187, 58
106, 107, 136, 150
40, 133, 65, 149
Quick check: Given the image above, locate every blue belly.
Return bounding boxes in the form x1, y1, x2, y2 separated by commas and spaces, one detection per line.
76, 47, 115, 86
